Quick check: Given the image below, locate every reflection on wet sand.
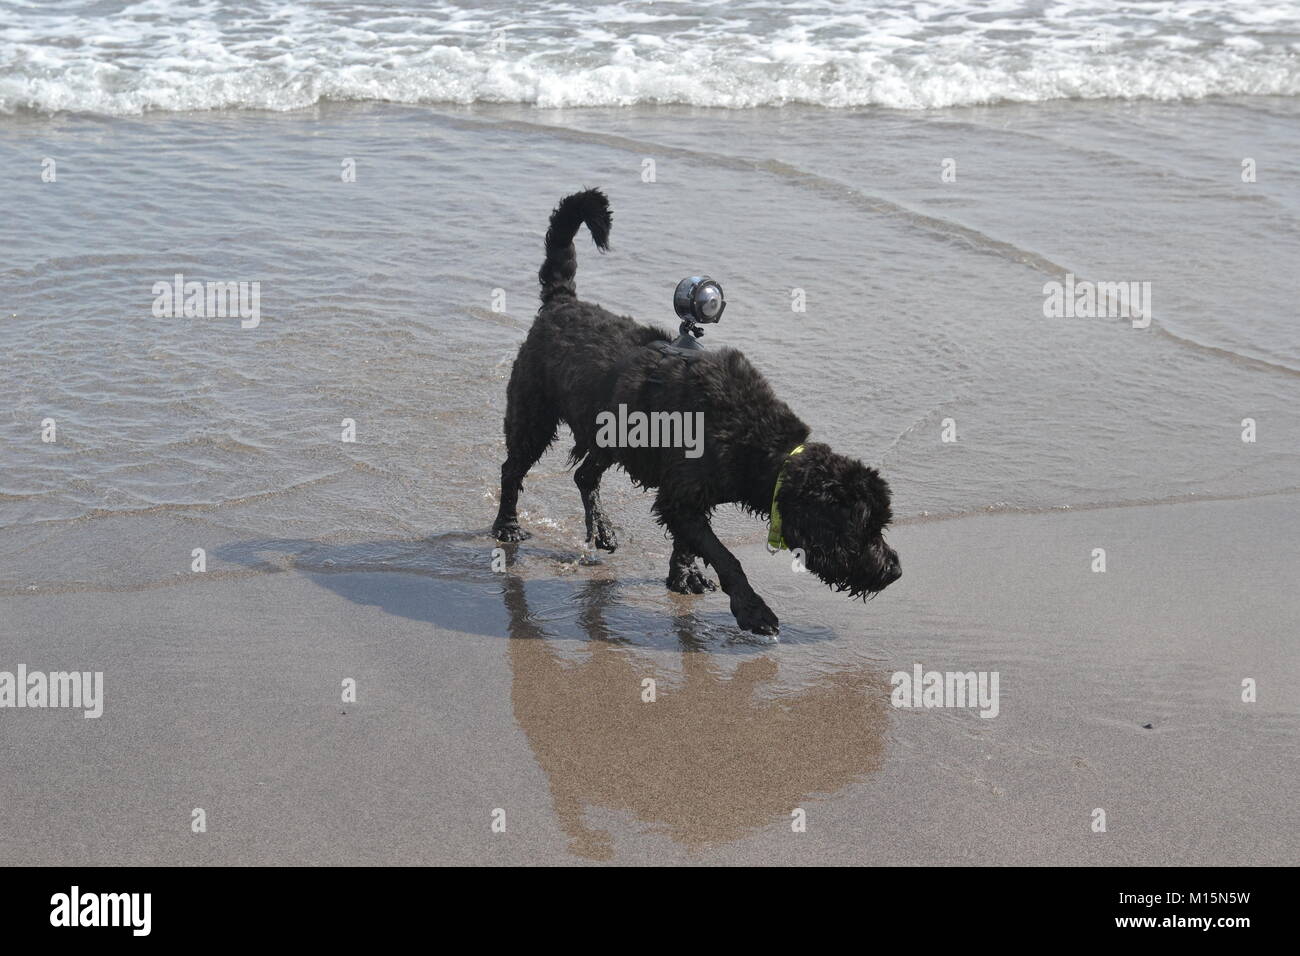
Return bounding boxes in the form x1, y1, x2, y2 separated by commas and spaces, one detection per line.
502, 575, 889, 861
211, 535, 890, 861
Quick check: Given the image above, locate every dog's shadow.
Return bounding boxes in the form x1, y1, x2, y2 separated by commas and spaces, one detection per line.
215, 532, 891, 860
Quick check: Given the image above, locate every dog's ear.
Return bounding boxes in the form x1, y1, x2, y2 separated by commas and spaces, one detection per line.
847, 464, 893, 531
790, 444, 892, 531
779, 443, 890, 540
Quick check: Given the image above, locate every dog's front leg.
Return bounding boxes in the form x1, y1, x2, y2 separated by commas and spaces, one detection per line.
661, 509, 778, 636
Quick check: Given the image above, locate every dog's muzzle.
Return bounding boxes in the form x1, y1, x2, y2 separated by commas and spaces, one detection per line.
882, 549, 902, 586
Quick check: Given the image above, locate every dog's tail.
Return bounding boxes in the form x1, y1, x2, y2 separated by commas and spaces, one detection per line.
539, 188, 611, 305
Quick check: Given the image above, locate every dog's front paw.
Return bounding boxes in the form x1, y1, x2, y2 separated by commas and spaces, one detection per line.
666, 564, 716, 595
731, 594, 779, 636
493, 522, 531, 543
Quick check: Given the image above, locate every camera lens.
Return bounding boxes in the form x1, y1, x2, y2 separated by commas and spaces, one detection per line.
695, 283, 723, 321
673, 276, 725, 324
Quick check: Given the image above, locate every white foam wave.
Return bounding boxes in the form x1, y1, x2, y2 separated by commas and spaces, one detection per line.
2, 0, 1299, 114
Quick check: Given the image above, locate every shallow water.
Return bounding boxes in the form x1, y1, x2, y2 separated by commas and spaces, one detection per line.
2, 97, 1299, 596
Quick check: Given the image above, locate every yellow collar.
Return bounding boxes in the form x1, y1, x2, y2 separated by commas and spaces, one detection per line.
767, 444, 806, 552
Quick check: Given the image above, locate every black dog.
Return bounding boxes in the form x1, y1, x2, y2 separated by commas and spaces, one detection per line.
493, 189, 900, 635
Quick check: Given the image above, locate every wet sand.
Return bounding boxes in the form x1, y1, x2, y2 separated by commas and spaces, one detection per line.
3, 492, 1295, 866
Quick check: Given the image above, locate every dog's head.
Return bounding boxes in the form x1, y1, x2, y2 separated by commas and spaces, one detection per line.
776, 442, 900, 598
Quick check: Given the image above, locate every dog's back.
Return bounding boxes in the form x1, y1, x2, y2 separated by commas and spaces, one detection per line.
511, 189, 805, 494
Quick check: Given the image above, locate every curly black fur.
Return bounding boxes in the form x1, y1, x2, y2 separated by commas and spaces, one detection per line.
493, 188, 900, 635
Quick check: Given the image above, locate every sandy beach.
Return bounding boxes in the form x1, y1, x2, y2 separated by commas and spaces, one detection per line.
2, 492, 1295, 865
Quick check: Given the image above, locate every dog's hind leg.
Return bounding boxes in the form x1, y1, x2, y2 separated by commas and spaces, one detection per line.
666, 538, 716, 594
574, 454, 618, 552
493, 371, 559, 542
